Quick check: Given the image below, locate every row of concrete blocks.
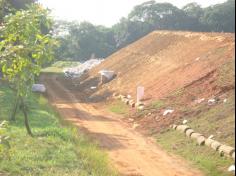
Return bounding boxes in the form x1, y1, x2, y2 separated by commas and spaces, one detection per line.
112, 93, 144, 110
172, 124, 235, 160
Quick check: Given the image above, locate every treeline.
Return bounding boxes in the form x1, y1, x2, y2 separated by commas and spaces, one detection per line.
1, 0, 233, 61
55, 0, 235, 61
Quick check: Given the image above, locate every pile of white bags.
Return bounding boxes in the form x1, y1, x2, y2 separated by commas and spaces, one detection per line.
63, 58, 104, 78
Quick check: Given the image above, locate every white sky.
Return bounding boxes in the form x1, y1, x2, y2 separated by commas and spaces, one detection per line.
39, 0, 227, 27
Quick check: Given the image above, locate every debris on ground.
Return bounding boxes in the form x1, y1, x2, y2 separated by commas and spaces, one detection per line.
223, 99, 228, 103
90, 86, 97, 90
32, 84, 46, 93
194, 98, 205, 104
163, 109, 174, 116
208, 135, 214, 139
228, 165, 235, 172
208, 98, 216, 105
127, 95, 132, 99
182, 119, 188, 125
128, 118, 134, 122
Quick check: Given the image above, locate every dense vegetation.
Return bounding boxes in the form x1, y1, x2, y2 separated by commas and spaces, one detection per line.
0, 2, 58, 136
54, 0, 235, 61
0, 84, 117, 176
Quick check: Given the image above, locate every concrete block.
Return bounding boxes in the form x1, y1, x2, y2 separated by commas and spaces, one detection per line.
176, 125, 191, 133
185, 129, 195, 137
218, 145, 235, 157
205, 138, 215, 147
190, 133, 203, 140
211, 141, 221, 151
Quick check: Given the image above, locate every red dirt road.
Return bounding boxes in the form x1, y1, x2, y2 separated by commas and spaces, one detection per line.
42, 74, 203, 176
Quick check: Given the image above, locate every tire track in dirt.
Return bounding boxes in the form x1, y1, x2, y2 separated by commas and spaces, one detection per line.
41, 74, 203, 176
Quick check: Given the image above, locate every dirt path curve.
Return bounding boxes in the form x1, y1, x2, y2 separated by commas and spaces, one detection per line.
41, 74, 203, 176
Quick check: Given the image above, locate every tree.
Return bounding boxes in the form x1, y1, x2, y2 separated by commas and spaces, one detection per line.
54, 21, 116, 61
112, 17, 150, 48
0, 4, 57, 136
201, 0, 235, 32
128, 2, 187, 30
0, 0, 36, 22
182, 3, 203, 19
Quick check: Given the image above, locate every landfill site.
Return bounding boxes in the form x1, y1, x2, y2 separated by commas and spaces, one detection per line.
40, 31, 235, 176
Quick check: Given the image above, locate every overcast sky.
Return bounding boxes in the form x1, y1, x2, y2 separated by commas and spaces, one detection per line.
39, 0, 227, 27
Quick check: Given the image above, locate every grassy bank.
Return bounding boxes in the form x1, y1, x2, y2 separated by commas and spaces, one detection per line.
0, 83, 117, 176
42, 61, 80, 73
108, 100, 130, 116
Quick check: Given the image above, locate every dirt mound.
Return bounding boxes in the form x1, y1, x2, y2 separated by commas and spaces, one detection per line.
83, 31, 234, 102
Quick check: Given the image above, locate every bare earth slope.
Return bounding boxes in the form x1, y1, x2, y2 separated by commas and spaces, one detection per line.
41, 31, 234, 176
41, 74, 203, 176
87, 31, 234, 100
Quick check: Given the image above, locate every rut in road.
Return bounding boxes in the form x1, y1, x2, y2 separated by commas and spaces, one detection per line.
41, 74, 203, 176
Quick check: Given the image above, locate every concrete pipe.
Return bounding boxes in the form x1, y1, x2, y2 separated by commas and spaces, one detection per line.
190, 133, 203, 140
218, 145, 235, 157
211, 141, 221, 151
172, 124, 178, 130
196, 136, 206, 146
176, 125, 191, 133
185, 129, 195, 137
205, 138, 215, 147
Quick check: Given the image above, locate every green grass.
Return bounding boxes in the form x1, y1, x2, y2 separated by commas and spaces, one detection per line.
0, 84, 117, 176
51, 61, 80, 68
217, 60, 235, 88
42, 61, 80, 73
156, 130, 233, 176
151, 100, 166, 109
108, 100, 129, 116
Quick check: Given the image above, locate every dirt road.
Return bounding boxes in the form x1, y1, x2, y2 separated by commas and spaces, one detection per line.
41, 74, 203, 176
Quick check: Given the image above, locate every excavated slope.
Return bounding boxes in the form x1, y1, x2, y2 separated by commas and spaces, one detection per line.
87, 31, 235, 101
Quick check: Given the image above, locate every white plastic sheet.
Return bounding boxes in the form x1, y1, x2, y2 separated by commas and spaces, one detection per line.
163, 109, 174, 116
63, 58, 104, 78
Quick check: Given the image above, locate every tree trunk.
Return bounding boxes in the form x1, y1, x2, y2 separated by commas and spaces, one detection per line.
20, 97, 33, 137
10, 95, 19, 121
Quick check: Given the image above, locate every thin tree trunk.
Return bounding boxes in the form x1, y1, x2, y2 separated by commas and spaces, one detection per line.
10, 95, 19, 121
20, 97, 33, 137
